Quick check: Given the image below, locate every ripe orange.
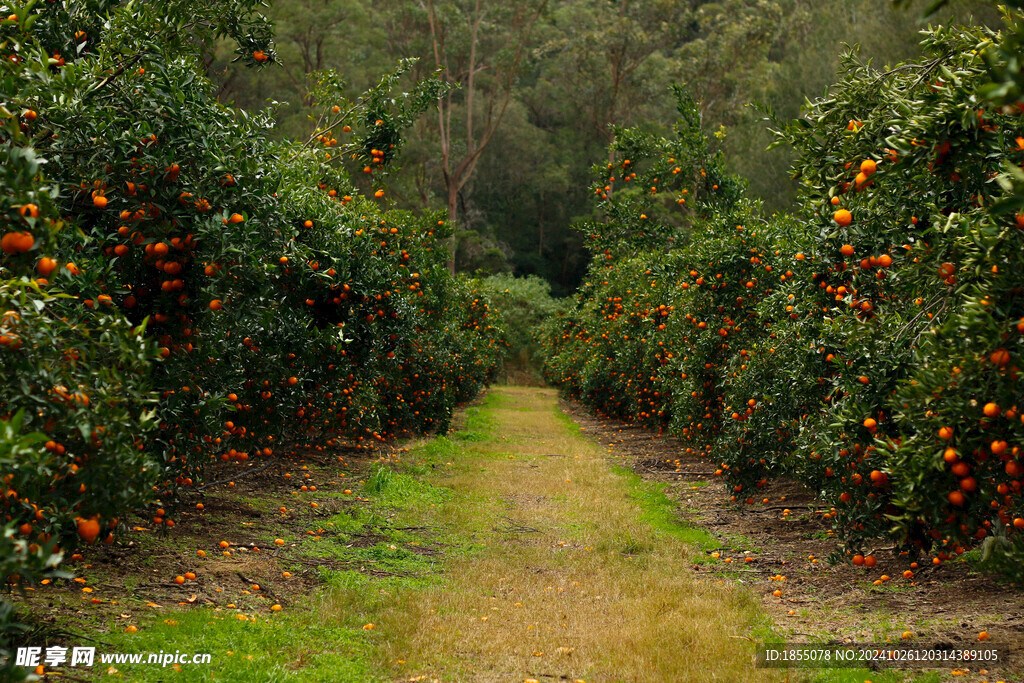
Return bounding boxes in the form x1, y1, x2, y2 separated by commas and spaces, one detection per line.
77, 517, 101, 544
37, 257, 57, 277
860, 159, 877, 175
983, 402, 1001, 417
989, 348, 1010, 367
833, 209, 852, 226
840, 244, 854, 257
863, 555, 877, 568
1, 231, 33, 254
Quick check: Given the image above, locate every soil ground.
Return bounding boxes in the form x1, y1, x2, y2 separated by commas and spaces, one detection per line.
6, 387, 1022, 682
562, 399, 1024, 683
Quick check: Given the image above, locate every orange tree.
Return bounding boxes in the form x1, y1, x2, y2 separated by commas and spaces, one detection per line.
1, 0, 503, 661
766, 22, 1024, 569
544, 19, 1024, 579
542, 88, 743, 422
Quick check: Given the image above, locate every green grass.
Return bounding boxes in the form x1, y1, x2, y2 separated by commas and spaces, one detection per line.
90, 413, 487, 681
100, 599, 383, 682
610, 464, 719, 553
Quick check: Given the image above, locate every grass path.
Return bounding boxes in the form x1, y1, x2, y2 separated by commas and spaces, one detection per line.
371, 386, 776, 681
77, 386, 789, 682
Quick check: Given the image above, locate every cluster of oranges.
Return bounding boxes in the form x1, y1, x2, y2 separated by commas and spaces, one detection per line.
0, 4, 506, 595
544, 27, 1024, 577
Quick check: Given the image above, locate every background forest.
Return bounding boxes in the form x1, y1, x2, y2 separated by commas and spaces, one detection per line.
207, 0, 1002, 295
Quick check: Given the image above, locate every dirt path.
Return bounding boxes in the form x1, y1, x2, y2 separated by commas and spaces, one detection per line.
376, 386, 777, 682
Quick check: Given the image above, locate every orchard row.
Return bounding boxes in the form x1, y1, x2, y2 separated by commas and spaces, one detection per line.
543, 23, 1024, 580
0, 1, 505, 591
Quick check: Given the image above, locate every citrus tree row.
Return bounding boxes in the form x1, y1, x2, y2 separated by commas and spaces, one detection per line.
543, 21, 1024, 581
0, 0, 505, 613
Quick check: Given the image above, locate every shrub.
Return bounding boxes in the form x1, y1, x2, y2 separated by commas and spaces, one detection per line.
544, 19, 1024, 578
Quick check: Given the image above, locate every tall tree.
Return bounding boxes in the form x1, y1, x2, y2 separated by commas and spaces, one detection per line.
415, 0, 548, 272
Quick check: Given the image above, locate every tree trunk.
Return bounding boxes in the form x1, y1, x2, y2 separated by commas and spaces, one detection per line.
446, 184, 459, 274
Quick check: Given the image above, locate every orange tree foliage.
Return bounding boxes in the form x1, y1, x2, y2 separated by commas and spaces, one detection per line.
0, 0, 504, 648
543, 22, 1024, 581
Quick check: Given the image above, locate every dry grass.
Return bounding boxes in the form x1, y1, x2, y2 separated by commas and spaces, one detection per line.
364, 386, 782, 682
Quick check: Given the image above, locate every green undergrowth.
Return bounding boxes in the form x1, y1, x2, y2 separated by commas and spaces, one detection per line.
611, 464, 719, 555
93, 410, 493, 681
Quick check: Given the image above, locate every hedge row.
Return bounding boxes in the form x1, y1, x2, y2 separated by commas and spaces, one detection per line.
0, 0, 504, 630
543, 21, 1024, 580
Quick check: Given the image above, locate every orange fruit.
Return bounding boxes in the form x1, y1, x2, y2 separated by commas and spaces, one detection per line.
860, 159, 877, 175
833, 209, 852, 226
77, 517, 100, 544
1, 231, 33, 254
840, 244, 854, 257
37, 257, 57, 277
990, 348, 1011, 367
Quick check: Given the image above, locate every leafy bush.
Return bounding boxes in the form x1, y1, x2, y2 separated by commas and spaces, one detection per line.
475, 273, 559, 383
0, 0, 502, 643
544, 19, 1024, 578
